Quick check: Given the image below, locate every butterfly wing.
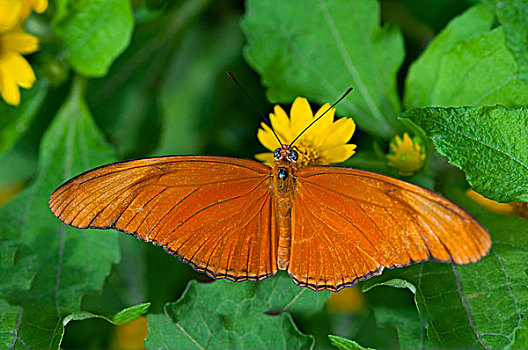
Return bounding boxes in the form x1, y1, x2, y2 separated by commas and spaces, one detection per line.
49, 156, 277, 281
289, 166, 491, 292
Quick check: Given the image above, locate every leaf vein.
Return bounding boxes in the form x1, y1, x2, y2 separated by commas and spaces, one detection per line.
451, 264, 487, 349
432, 119, 528, 171
318, 0, 387, 129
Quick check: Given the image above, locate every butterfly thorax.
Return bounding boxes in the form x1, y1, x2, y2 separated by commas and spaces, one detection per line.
272, 158, 297, 270
272, 144, 299, 196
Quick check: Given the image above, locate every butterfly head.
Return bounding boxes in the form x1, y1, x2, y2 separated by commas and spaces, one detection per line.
273, 145, 298, 189
274, 145, 298, 164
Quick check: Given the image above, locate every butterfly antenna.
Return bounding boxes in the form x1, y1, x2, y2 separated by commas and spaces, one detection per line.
289, 88, 353, 147
226, 72, 283, 147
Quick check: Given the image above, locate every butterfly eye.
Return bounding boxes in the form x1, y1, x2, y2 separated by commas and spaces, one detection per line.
277, 169, 288, 180
288, 149, 298, 163
274, 148, 282, 160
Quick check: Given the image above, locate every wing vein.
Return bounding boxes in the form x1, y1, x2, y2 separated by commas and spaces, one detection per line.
355, 202, 404, 264
301, 190, 386, 265
297, 196, 350, 287
76, 159, 267, 186
301, 172, 468, 217
155, 178, 268, 244
200, 192, 269, 276
383, 208, 429, 261
122, 188, 168, 230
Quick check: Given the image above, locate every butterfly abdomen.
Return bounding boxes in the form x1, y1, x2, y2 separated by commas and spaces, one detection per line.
273, 165, 296, 270
276, 195, 292, 270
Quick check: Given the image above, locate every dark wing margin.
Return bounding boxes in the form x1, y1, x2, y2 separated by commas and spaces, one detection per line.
289, 166, 491, 292
49, 156, 278, 282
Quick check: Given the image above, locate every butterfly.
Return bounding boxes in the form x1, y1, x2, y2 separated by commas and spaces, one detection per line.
48, 95, 491, 292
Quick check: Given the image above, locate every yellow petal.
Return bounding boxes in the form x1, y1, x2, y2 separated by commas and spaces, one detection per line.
386, 153, 398, 163
0, 50, 35, 106
255, 152, 275, 166
326, 287, 367, 313
19, 0, 48, 20
270, 105, 294, 143
299, 103, 336, 149
0, 180, 26, 206
313, 103, 334, 131
389, 141, 398, 153
270, 105, 289, 129
466, 190, 515, 215
0, 68, 21, 106
5, 51, 35, 87
318, 117, 356, 149
402, 133, 413, 147
0, 0, 22, 32
290, 97, 313, 136
257, 123, 281, 152
110, 316, 149, 350
30, 0, 48, 13
321, 144, 357, 164
394, 135, 403, 147
2, 32, 39, 54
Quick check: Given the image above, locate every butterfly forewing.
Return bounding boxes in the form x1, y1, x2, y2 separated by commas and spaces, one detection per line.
289, 166, 491, 292
49, 156, 278, 281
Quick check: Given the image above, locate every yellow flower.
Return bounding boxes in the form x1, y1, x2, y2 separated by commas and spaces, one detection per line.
0, 0, 22, 32
19, 0, 48, 21
466, 189, 528, 221
0, 0, 47, 31
0, 0, 47, 105
326, 286, 367, 314
256, 97, 356, 167
0, 27, 39, 105
110, 316, 149, 350
386, 132, 426, 176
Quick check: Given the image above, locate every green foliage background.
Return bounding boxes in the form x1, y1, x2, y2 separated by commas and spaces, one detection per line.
1, 0, 527, 348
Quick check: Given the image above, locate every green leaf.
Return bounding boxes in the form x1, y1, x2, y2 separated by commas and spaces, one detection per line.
155, 13, 244, 155
62, 302, 150, 326
86, 0, 211, 157
363, 182, 528, 349
0, 242, 37, 295
242, 0, 404, 138
329, 335, 375, 350
0, 81, 48, 157
404, 4, 494, 108
370, 304, 425, 349
112, 302, 150, 325
483, 0, 528, 81
257, 271, 330, 316
52, 0, 134, 77
0, 300, 23, 349
512, 317, 528, 349
0, 77, 119, 349
361, 280, 426, 349
405, 4, 528, 108
145, 0, 175, 10
146, 273, 328, 349
402, 105, 528, 202
402, 0, 474, 32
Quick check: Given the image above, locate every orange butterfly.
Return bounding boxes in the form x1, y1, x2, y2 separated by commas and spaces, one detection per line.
48, 94, 490, 292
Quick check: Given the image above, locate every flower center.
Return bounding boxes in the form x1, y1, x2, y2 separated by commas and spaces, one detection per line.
294, 141, 319, 167
387, 133, 425, 176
